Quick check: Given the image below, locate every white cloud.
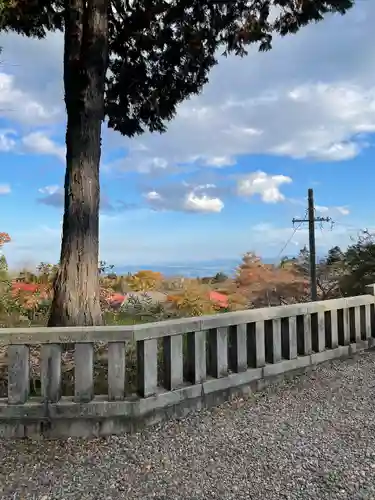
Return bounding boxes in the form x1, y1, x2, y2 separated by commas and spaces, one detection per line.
0, 129, 16, 152
37, 185, 64, 208
22, 132, 65, 161
105, 79, 375, 173
315, 205, 329, 213
38, 185, 61, 196
145, 191, 162, 201
184, 192, 224, 213
237, 171, 292, 203
316, 204, 350, 217
272, 137, 362, 162
114, 2, 375, 171
1, 1, 374, 175
109, 154, 172, 174
144, 183, 224, 213
38, 185, 140, 213
0, 184, 11, 195
203, 156, 236, 168
0, 73, 60, 125
336, 206, 350, 216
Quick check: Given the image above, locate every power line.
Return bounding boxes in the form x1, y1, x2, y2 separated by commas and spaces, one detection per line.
276, 215, 306, 259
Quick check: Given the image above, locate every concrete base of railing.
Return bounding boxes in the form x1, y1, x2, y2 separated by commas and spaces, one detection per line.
1, 339, 373, 439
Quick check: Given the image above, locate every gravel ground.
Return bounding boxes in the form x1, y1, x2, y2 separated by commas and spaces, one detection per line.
2, 352, 375, 500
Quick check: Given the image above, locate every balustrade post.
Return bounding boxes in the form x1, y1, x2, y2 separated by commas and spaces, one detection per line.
248, 321, 265, 368
282, 317, 297, 360
354, 307, 361, 342
342, 308, 350, 345
269, 319, 282, 363
163, 335, 183, 390
330, 310, 339, 349
8, 345, 30, 405
137, 339, 158, 397
185, 330, 206, 384
41, 344, 62, 403
228, 324, 247, 373
314, 312, 325, 352
207, 327, 228, 378
108, 342, 126, 401
365, 284, 375, 340
365, 304, 372, 339
302, 314, 312, 355
74, 343, 94, 403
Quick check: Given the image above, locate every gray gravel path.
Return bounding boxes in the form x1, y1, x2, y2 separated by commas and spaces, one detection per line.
2, 352, 375, 500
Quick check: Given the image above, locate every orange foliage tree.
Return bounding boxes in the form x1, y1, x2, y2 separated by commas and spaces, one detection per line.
0, 232, 11, 248
127, 270, 163, 292
234, 251, 308, 307
167, 284, 218, 316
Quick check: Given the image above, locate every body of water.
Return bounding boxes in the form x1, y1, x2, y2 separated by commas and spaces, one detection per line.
113, 257, 277, 278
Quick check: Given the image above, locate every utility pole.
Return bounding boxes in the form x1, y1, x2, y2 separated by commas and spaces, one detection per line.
292, 188, 331, 301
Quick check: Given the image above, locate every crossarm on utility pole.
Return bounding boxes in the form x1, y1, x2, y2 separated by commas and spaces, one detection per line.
292, 188, 332, 302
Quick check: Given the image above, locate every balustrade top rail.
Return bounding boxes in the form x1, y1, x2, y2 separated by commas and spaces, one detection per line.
0, 294, 373, 345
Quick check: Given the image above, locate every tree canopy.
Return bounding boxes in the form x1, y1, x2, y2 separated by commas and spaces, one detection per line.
2, 0, 354, 138
281, 231, 375, 300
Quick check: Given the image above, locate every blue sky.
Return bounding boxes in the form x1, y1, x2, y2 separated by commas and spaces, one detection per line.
0, 2, 374, 269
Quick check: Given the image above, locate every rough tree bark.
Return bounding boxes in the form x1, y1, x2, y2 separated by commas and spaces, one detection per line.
48, 0, 109, 326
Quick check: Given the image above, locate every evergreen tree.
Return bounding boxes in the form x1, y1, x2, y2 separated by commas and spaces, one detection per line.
1, 0, 354, 325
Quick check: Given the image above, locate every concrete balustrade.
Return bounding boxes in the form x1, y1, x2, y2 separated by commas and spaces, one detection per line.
1, 289, 375, 438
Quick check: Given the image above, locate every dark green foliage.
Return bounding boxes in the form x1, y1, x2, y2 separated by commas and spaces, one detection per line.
213, 272, 228, 283
200, 272, 228, 284
339, 231, 375, 296
295, 245, 310, 276
314, 232, 375, 298
326, 245, 344, 266
2, 0, 354, 138
106, 0, 355, 136
0, 1, 64, 35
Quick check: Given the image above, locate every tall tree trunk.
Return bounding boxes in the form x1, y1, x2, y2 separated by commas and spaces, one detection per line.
48, 0, 109, 327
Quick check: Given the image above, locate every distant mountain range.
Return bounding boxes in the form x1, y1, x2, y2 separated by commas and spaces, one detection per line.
113, 257, 277, 278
